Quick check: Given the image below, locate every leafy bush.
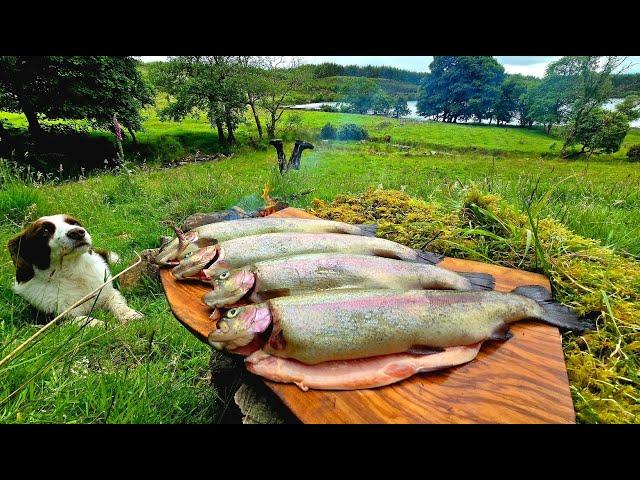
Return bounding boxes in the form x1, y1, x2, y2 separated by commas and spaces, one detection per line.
627, 144, 640, 162
146, 136, 186, 163
336, 123, 369, 141
319, 104, 339, 113
320, 123, 337, 140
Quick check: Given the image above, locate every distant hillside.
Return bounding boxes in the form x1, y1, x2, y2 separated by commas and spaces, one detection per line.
311, 62, 424, 84
611, 73, 640, 98
288, 76, 420, 104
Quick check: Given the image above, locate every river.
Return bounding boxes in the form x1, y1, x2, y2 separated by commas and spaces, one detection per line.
287, 99, 640, 128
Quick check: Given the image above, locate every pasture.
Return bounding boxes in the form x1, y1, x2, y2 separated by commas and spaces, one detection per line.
1, 106, 639, 423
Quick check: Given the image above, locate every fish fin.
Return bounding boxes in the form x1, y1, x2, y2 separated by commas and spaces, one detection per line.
413, 249, 443, 265
488, 323, 513, 341
512, 285, 594, 333
407, 346, 445, 355
355, 223, 378, 237
459, 272, 496, 291
197, 238, 218, 247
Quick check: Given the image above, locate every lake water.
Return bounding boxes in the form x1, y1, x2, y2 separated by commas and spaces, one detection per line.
288, 99, 640, 128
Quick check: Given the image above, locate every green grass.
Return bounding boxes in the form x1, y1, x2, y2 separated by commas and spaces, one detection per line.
1, 105, 640, 423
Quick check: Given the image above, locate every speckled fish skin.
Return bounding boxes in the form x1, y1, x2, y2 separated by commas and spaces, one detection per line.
155, 218, 376, 265
203, 253, 483, 308
261, 289, 548, 365
196, 232, 440, 278
245, 344, 482, 391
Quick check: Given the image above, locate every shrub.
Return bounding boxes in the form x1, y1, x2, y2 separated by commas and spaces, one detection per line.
627, 144, 640, 162
319, 104, 338, 113
337, 124, 369, 141
147, 136, 186, 163
320, 123, 337, 140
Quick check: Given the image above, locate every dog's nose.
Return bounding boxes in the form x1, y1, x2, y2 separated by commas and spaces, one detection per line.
67, 228, 86, 240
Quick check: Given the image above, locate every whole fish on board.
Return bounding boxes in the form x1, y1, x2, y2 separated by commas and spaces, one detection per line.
208, 286, 591, 365
154, 218, 378, 265
199, 253, 494, 308
170, 232, 442, 280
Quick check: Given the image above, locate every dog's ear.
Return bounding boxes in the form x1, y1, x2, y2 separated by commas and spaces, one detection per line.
7, 232, 35, 283
7, 220, 54, 283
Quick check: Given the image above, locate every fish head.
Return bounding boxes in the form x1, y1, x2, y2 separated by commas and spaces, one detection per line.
171, 245, 220, 280
208, 304, 271, 345
155, 224, 217, 266
202, 267, 256, 308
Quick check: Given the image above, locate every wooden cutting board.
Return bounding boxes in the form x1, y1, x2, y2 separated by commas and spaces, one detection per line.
160, 207, 576, 423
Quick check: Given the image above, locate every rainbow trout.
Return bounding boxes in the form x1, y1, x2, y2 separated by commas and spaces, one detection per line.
201, 253, 494, 308
171, 233, 442, 280
155, 218, 377, 265
208, 287, 590, 364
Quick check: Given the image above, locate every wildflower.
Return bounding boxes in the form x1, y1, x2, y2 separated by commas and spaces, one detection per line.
113, 114, 123, 142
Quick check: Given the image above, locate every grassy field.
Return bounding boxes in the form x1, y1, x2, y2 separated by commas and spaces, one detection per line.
1, 106, 639, 423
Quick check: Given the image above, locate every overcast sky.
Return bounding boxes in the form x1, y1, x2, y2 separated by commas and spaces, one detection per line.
138, 56, 640, 77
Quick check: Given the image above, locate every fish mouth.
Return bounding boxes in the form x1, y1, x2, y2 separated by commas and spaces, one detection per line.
171, 246, 219, 280
203, 270, 256, 308
208, 304, 271, 345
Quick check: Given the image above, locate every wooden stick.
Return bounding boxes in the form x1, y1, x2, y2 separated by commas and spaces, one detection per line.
0, 252, 143, 370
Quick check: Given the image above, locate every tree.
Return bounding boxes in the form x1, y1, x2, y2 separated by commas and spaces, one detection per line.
258, 57, 310, 139
567, 107, 629, 157
370, 91, 393, 115
391, 98, 410, 118
339, 78, 380, 114
545, 56, 628, 156
417, 56, 504, 123
151, 56, 246, 145
238, 56, 270, 139
492, 74, 539, 126
0, 56, 153, 138
523, 73, 574, 134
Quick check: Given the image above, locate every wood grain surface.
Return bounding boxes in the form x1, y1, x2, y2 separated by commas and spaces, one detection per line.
159, 207, 576, 424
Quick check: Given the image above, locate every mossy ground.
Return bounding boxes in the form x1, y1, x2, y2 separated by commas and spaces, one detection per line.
310, 188, 640, 423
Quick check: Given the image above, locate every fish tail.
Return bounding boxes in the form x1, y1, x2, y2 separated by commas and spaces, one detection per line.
512, 285, 593, 333
355, 223, 378, 237
413, 249, 443, 265
459, 272, 496, 291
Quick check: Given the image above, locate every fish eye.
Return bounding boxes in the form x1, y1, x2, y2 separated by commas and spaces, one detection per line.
226, 308, 239, 318
218, 271, 230, 280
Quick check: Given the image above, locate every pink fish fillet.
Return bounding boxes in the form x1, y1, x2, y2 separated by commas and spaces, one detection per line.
245, 343, 482, 391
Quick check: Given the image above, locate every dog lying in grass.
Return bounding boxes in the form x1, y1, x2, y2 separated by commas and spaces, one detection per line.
7, 214, 143, 327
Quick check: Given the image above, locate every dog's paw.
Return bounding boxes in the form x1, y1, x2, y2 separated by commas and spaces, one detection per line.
73, 316, 106, 328
120, 309, 144, 323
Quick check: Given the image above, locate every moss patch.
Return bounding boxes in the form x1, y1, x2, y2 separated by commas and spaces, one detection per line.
309, 188, 640, 423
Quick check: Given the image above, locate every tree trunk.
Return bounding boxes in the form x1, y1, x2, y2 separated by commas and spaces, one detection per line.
126, 126, 138, 145
249, 102, 263, 139
224, 107, 236, 145
267, 113, 277, 139
215, 118, 226, 145
22, 102, 41, 136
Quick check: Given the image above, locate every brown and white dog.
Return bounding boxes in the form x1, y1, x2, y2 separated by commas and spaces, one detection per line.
7, 214, 143, 327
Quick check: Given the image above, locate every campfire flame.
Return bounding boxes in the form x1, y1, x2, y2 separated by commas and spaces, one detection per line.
259, 183, 278, 217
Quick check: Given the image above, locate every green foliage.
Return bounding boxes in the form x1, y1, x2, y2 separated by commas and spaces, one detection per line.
336, 123, 369, 141
370, 91, 393, 115
339, 78, 380, 114
311, 63, 424, 84
564, 108, 629, 156
627, 144, 640, 162
611, 73, 640, 98
150, 56, 247, 144
616, 95, 640, 122
493, 74, 540, 126
417, 56, 505, 123
320, 122, 337, 140
0, 56, 154, 134
391, 98, 411, 118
